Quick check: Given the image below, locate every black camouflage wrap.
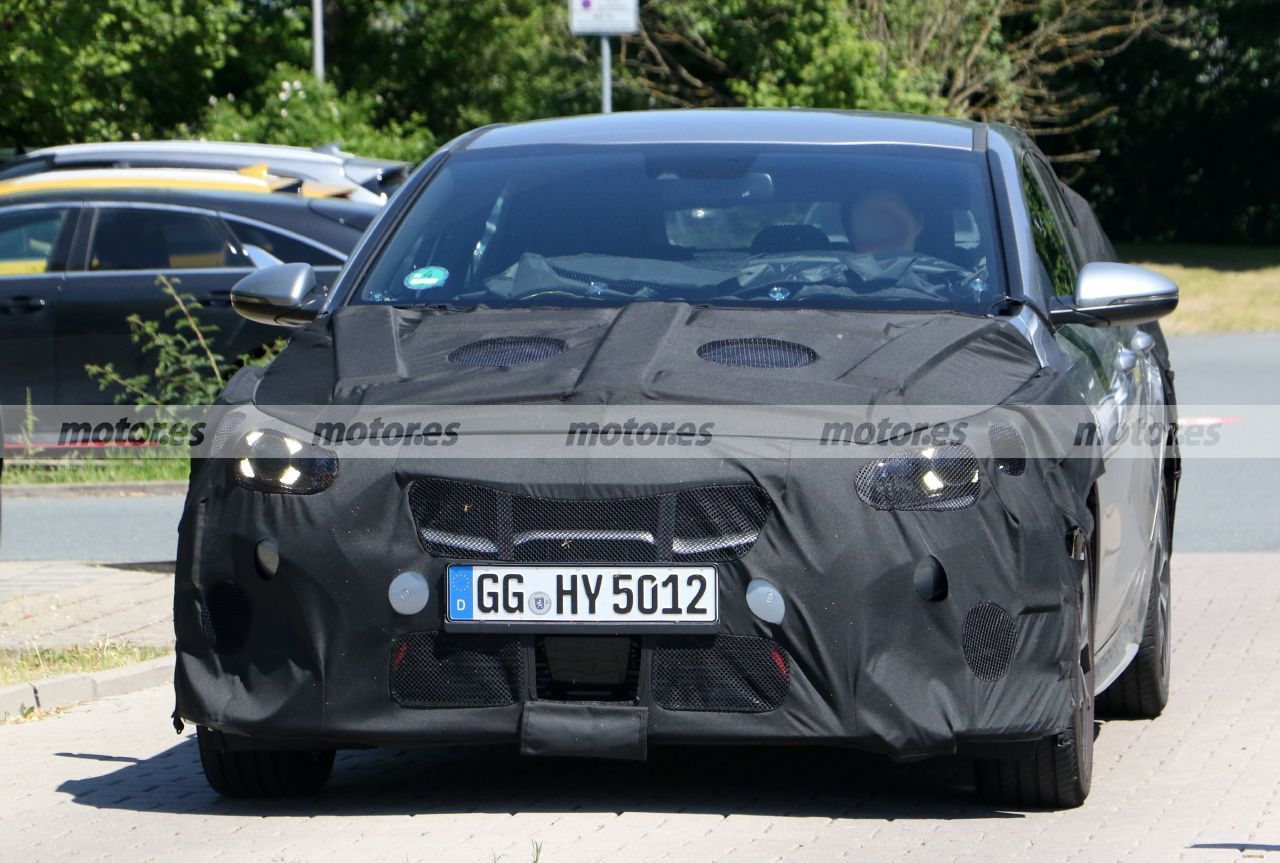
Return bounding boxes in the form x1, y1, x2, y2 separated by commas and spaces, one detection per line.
175, 303, 1101, 758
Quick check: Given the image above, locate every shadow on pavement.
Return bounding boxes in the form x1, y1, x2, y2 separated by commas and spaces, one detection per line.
56, 737, 1023, 821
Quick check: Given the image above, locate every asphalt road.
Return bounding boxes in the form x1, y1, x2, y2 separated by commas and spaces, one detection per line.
1166, 332, 1280, 551
0, 332, 1274, 563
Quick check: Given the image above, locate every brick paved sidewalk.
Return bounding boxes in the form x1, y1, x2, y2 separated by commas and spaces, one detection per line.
0, 561, 173, 650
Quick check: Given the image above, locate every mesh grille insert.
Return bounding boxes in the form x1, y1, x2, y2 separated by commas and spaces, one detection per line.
409, 478, 771, 563
535, 636, 640, 701
390, 632, 523, 708
651, 635, 790, 713
962, 602, 1017, 682
201, 581, 251, 654
989, 423, 1027, 476
697, 338, 817, 369
448, 336, 566, 367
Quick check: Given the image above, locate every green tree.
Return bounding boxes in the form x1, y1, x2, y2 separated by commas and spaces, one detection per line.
0, 0, 242, 147
1059, 0, 1280, 243
190, 64, 435, 162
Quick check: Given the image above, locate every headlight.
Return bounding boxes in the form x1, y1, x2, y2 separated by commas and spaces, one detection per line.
855, 444, 981, 511
234, 429, 337, 495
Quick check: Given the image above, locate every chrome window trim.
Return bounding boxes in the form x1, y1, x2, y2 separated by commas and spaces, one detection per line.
217, 212, 346, 262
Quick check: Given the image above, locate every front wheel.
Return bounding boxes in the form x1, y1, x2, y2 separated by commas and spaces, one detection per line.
1097, 487, 1172, 719
197, 726, 335, 798
975, 553, 1095, 809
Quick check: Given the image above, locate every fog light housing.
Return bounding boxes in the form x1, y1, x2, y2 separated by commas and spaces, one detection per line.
234, 429, 337, 495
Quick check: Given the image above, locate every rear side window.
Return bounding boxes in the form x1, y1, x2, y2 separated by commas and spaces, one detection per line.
1020, 159, 1075, 298
222, 217, 342, 265
0, 207, 71, 275
87, 207, 250, 271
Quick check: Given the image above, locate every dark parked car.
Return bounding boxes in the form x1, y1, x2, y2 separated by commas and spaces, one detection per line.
0, 187, 376, 407
179, 110, 1178, 809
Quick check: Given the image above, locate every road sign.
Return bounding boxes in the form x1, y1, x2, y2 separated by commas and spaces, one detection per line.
568, 0, 639, 36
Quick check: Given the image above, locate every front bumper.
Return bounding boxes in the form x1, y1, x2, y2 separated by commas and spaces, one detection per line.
175, 449, 1091, 760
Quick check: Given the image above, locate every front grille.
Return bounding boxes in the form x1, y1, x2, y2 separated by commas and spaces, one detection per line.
651, 635, 791, 713
535, 636, 641, 701
408, 478, 771, 563
390, 632, 523, 708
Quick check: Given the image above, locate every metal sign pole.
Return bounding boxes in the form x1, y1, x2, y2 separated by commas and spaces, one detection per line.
601, 35, 612, 114
311, 0, 325, 83
569, 0, 636, 114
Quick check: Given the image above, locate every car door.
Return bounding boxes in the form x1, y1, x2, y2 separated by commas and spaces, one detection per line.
1020, 155, 1156, 649
0, 203, 78, 408
56, 203, 266, 405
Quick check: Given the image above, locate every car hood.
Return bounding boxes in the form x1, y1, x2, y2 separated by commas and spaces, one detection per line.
253, 302, 1043, 412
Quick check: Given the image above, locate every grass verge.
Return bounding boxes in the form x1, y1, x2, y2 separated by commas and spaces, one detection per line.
1120, 244, 1280, 335
1, 457, 189, 485
0, 642, 173, 687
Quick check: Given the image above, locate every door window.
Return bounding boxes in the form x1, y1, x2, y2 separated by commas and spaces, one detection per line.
222, 217, 342, 265
1020, 158, 1076, 299
0, 207, 71, 275
87, 207, 250, 271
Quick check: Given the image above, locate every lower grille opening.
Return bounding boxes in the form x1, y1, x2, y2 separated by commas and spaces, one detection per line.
651, 635, 790, 713
390, 632, 523, 708
535, 636, 640, 702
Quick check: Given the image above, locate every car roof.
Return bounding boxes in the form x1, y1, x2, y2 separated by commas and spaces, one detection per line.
28, 140, 349, 165
462, 109, 987, 152
0, 184, 377, 224
0, 167, 362, 200
23, 140, 409, 172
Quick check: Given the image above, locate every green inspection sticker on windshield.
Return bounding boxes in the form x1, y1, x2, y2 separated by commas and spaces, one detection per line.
404, 266, 449, 290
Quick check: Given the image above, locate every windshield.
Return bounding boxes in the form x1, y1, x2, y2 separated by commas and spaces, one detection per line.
353, 144, 1006, 313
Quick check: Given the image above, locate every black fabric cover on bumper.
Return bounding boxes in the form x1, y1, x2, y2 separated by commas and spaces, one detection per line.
521, 703, 648, 760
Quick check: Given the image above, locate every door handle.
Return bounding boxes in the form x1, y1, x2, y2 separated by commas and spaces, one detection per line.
0, 295, 48, 313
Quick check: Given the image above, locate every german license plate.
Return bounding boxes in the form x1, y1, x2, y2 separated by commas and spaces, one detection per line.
446, 564, 718, 630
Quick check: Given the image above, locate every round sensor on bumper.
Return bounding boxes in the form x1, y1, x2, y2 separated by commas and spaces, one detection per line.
255, 539, 280, 580
746, 578, 786, 625
388, 571, 430, 616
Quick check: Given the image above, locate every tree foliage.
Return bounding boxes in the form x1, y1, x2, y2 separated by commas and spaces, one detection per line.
0, 0, 1273, 242
1056, 0, 1280, 243
0, 0, 242, 146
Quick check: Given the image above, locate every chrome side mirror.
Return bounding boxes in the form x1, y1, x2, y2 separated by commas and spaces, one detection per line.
1050, 262, 1179, 327
231, 263, 321, 327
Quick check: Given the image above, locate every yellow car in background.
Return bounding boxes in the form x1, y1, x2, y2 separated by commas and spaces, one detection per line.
0, 165, 361, 205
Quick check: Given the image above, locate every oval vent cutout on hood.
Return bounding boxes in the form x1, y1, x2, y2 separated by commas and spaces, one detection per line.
697, 338, 817, 369
448, 336, 567, 367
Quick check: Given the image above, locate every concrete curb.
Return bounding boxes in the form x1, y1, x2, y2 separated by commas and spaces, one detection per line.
0, 655, 173, 718
1, 481, 188, 499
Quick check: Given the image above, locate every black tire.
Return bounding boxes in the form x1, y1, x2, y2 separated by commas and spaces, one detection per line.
975, 552, 1095, 809
1097, 489, 1172, 719
197, 726, 335, 798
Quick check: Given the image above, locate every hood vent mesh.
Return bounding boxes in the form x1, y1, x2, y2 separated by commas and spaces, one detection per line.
448, 336, 566, 367
698, 338, 817, 369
